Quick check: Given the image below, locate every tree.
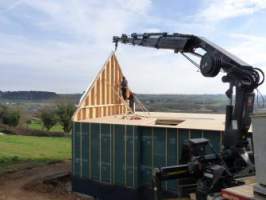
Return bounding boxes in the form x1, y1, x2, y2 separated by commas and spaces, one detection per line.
17, 108, 31, 127
0, 105, 7, 120
26, 119, 32, 128
56, 103, 75, 134
2, 110, 20, 127
39, 108, 57, 131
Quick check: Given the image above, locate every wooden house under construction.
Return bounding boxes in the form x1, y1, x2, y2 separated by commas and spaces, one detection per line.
71, 53, 225, 200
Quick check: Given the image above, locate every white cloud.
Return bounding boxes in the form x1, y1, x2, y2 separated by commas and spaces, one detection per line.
0, 0, 153, 92
1, 0, 266, 94
22, 0, 152, 42
229, 33, 266, 66
0, 0, 23, 13
114, 0, 152, 14
200, 0, 266, 21
0, 32, 104, 93
223, 33, 266, 93
116, 47, 228, 94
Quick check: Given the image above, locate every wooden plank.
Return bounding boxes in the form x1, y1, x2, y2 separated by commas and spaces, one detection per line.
121, 105, 124, 114
116, 105, 118, 115
115, 57, 119, 104
107, 107, 111, 116
110, 56, 114, 104
89, 108, 93, 119
118, 68, 122, 103
103, 107, 106, 117
91, 87, 95, 105
82, 108, 86, 120
92, 107, 96, 118
100, 107, 103, 118
95, 107, 99, 118
118, 105, 121, 114
112, 55, 116, 104
77, 112, 81, 121
102, 69, 106, 105
116, 57, 122, 104
85, 96, 89, 105
113, 55, 116, 104
106, 62, 110, 105
99, 74, 102, 105
96, 79, 100, 105
98, 107, 102, 118
111, 106, 114, 115
88, 91, 91, 105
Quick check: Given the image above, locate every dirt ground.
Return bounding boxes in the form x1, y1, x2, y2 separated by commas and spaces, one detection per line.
0, 161, 191, 200
0, 161, 90, 200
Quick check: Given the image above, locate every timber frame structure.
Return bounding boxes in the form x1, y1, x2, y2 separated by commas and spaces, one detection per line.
73, 53, 132, 121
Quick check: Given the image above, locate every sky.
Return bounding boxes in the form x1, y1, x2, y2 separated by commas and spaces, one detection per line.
0, 0, 266, 94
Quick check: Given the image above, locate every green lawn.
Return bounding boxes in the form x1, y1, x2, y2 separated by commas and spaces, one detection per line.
28, 119, 64, 132
0, 134, 71, 173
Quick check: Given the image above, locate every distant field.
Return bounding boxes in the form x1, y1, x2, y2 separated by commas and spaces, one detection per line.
0, 134, 71, 174
28, 119, 64, 132
137, 94, 228, 113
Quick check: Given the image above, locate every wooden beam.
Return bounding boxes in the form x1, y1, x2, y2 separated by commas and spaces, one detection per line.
107, 61, 111, 104
91, 87, 95, 105
102, 68, 106, 105
96, 79, 100, 105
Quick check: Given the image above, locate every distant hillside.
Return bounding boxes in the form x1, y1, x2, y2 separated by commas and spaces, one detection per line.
0, 91, 82, 115
136, 94, 228, 113
0, 91, 58, 101
1, 91, 263, 114
0, 91, 82, 104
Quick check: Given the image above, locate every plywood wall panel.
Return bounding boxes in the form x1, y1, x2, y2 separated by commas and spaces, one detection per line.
72, 53, 133, 121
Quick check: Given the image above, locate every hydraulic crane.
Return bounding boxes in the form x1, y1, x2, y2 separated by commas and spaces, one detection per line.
113, 33, 264, 200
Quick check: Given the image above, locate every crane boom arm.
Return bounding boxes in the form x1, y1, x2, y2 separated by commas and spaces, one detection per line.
113, 32, 264, 200
113, 32, 264, 148
114, 33, 249, 69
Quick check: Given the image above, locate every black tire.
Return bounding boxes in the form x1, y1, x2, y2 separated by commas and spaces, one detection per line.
196, 178, 209, 200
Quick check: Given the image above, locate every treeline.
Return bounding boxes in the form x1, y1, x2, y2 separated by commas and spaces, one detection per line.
0, 91, 57, 100
0, 103, 75, 135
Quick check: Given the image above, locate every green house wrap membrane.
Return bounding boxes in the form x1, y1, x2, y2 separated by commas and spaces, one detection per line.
72, 121, 223, 199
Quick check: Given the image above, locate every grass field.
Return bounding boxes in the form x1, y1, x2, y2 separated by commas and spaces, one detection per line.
0, 134, 71, 173
28, 119, 64, 132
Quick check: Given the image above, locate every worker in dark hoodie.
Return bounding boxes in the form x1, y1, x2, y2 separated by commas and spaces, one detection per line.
128, 91, 135, 112
120, 76, 128, 100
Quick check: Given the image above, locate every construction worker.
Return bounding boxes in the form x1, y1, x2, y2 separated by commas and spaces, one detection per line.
120, 76, 128, 100
128, 92, 135, 112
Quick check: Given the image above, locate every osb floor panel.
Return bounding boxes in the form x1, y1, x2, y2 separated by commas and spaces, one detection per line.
77, 111, 226, 131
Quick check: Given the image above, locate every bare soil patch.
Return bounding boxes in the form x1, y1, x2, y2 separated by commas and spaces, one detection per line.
0, 161, 91, 200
